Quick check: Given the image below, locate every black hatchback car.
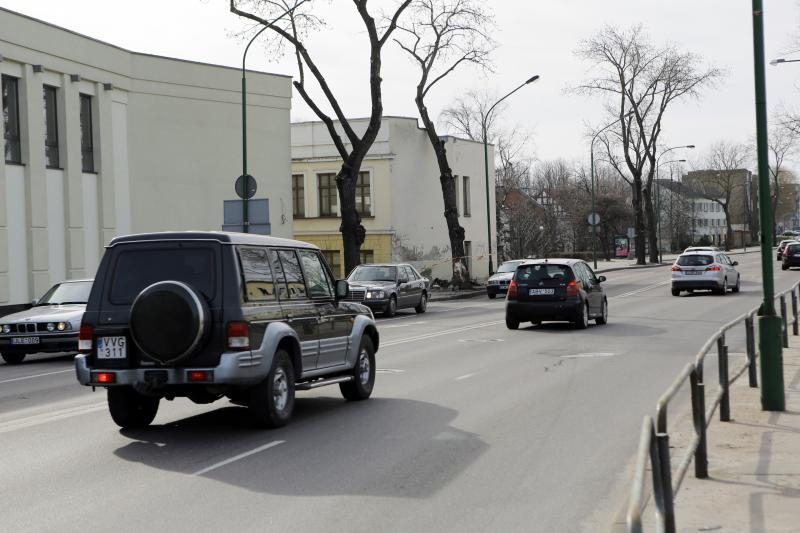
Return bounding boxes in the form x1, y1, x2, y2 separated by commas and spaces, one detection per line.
505, 259, 608, 329
782, 242, 800, 270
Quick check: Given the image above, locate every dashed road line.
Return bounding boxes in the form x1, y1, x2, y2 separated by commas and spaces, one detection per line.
0, 369, 74, 385
381, 320, 505, 348
193, 440, 285, 476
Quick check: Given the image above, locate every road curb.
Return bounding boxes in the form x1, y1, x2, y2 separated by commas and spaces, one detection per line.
429, 289, 485, 302
595, 249, 762, 274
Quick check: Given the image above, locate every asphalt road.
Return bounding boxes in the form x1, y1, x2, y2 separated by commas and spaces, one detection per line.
1, 252, 796, 533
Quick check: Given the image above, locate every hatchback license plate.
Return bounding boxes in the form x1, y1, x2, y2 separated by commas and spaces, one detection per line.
685, 271, 701, 275
11, 337, 39, 345
529, 288, 554, 295
97, 336, 127, 359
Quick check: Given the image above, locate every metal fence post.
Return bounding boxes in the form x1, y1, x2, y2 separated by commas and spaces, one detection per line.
746, 315, 758, 388
656, 433, 676, 533
718, 334, 730, 422
792, 290, 798, 336
690, 370, 708, 478
780, 295, 789, 348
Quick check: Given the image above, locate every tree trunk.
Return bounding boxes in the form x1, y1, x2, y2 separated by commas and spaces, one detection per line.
724, 207, 733, 251
337, 158, 366, 275
631, 178, 646, 265
643, 185, 659, 263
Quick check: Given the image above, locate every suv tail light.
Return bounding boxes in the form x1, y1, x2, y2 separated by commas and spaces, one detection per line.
671, 265, 682, 272
78, 325, 93, 353
706, 265, 721, 271
566, 280, 579, 297
507, 280, 518, 300
227, 321, 250, 350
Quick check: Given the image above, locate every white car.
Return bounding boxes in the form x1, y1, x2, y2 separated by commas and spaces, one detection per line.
684, 246, 720, 253
671, 251, 740, 296
486, 260, 527, 299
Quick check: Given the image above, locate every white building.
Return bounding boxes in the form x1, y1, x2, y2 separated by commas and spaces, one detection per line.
0, 8, 292, 305
291, 117, 496, 281
690, 198, 727, 244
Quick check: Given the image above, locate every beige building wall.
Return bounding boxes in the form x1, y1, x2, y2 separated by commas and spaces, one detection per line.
0, 8, 292, 304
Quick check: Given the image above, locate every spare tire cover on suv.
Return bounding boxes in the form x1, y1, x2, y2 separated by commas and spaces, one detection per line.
130, 281, 210, 365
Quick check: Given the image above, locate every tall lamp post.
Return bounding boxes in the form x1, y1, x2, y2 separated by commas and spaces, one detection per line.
655, 145, 694, 262
482, 74, 540, 275
656, 159, 686, 262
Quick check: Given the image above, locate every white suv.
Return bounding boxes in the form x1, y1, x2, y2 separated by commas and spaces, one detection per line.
671, 251, 740, 296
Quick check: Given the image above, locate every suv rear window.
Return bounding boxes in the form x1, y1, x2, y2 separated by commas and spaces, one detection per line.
676, 254, 714, 267
515, 264, 573, 282
109, 248, 216, 305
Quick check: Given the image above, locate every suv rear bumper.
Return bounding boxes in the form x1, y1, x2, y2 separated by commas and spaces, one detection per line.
75, 350, 267, 387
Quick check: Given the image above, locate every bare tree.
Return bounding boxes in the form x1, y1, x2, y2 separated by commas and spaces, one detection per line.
769, 121, 799, 237
685, 141, 750, 251
395, 0, 493, 287
230, 0, 413, 274
574, 25, 721, 264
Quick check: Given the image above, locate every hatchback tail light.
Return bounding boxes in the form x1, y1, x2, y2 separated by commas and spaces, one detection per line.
227, 321, 250, 350
706, 265, 721, 271
671, 265, 682, 272
784, 248, 790, 257
78, 324, 93, 353
507, 280, 518, 300
566, 280, 579, 297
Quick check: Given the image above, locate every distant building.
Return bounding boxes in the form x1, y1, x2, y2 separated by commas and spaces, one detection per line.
291, 117, 495, 280
0, 7, 292, 305
683, 169, 755, 247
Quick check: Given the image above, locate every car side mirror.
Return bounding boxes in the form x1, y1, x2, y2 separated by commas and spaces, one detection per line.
597, 276, 606, 283
335, 280, 349, 300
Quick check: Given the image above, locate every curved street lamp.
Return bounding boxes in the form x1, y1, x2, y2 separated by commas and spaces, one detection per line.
655, 145, 695, 261
770, 58, 800, 65
482, 74, 540, 276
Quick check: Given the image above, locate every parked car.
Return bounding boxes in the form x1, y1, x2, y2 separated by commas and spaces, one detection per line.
777, 240, 798, 261
486, 260, 526, 299
781, 242, 800, 270
0, 279, 93, 365
344, 263, 429, 317
671, 251, 740, 296
505, 259, 608, 330
684, 246, 720, 253
75, 232, 379, 430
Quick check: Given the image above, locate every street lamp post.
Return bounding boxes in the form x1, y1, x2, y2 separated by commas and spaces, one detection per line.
655, 145, 695, 262
482, 74, 539, 276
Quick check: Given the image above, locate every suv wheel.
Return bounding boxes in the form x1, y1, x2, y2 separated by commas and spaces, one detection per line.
340, 337, 376, 401
249, 349, 295, 428
595, 299, 608, 325
107, 387, 160, 429
384, 296, 397, 318
505, 317, 520, 330
1, 352, 25, 365
415, 292, 428, 314
575, 302, 589, 330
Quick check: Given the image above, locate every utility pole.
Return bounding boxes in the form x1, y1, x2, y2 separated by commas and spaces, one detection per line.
752, 0, 785, 410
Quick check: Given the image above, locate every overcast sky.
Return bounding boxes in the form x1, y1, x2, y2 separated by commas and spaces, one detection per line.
4, 0, 799, 175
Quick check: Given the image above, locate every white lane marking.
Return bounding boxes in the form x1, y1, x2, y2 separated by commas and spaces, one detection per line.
381, 320, 505, 348
376, 368, 405, 374
0, 369, 74, 385
0, 401, 108, 435
382, 321, 428, 329
457, 338, 504, 343
613, 280, 671, 299
193, 440, 285, 476
560, 352, 616, 359
455, 373, 477, 381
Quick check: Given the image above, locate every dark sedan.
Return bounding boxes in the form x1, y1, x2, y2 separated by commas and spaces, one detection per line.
0, 279, 93, 364
345, 264, 429, 317
782, 242, 800, 270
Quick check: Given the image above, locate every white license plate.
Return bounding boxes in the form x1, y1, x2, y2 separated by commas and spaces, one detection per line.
529, 288, 555, 295
97, 336, 127, 359
685, 271, 702, 275
11, 337, 39, 345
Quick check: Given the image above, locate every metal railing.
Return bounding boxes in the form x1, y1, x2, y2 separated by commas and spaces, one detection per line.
626, 280, 800, 533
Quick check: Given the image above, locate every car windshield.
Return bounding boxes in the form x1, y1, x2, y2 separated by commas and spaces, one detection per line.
497, 262, 522, 273
676, 255, 714, 267
37, 281, 93, 305
515, 264, 572, 282
349, 266, 397, 282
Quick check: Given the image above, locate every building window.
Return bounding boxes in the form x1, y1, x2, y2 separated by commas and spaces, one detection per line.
463, 176, 471, 217
79, 94, 95, 172
43, 85, 60, 168
292, 174, 305, 218
356, 171, 372, 216
2, 75, 21, 164
318, 173, 338, 217
359, 249, 374, 265
321, 250, 341, 278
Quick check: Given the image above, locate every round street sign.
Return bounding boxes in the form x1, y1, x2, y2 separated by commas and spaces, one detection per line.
587, 212, 601, 226
235, 174, 257, 199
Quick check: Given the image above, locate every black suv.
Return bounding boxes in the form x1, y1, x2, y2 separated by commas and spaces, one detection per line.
75, 232, 379, 429
504, 259, 608, 329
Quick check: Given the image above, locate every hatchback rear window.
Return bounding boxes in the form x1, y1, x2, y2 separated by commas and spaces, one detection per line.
109, 247, 216, 304
676, 255, 714, 267
515, 264, 573, 282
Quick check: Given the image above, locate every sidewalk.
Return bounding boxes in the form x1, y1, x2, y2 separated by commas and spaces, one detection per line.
593, 246, 761, 274
669, 342, 800, 532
